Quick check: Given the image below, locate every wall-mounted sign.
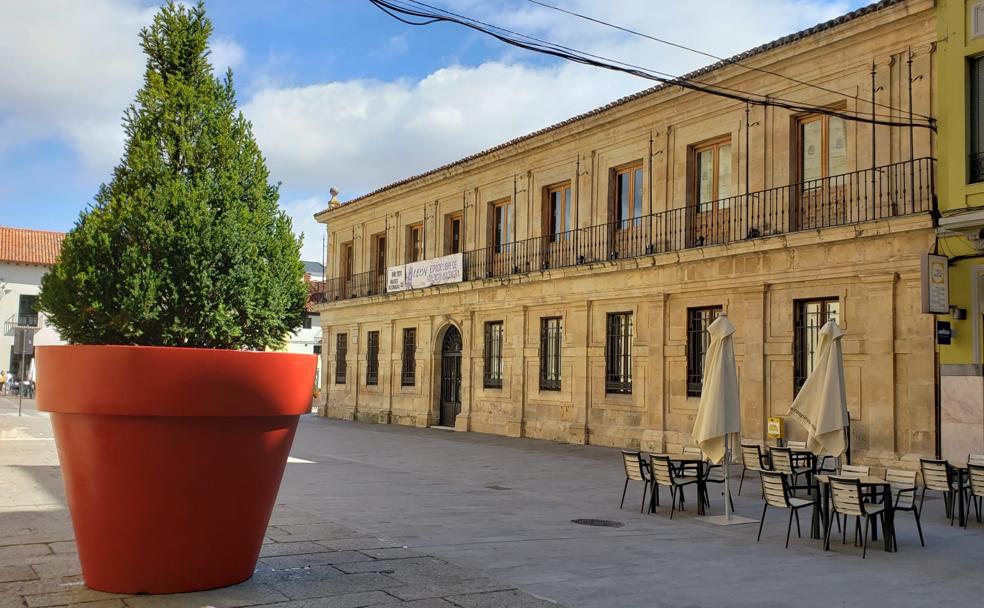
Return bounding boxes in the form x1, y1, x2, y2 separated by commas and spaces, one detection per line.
387, 253, 463, 294
767, 417, 784, 440
936, 320, 953, 345
921, 253, 949, 314
387, 266, 406, 293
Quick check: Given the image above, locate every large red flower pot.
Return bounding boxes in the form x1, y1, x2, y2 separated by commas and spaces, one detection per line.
35, 345, 317, 594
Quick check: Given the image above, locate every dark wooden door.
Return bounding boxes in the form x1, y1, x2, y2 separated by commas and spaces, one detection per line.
439, 327, 462, 427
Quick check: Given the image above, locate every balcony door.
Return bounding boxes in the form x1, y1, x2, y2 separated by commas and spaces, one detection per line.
611, 165, 645, 258
371, 233, 386, 295
489, 199, 513, 277
340, 241, 354, 298
543, 183, 573, 269
690, 139, 732, 246
796, 114, 848, 230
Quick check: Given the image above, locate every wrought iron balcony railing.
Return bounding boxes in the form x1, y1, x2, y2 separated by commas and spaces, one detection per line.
313, 157, 935, 304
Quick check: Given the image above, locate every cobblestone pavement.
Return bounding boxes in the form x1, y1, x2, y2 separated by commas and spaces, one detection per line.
4, 396, 984, 607
0, 398, 562, 608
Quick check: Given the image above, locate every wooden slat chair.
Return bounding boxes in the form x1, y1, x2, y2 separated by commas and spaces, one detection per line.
649, 455, 700, 519
965, 463, 984, 527
919, 458, 961, 522
786, 440, 813, 469
756, 471, 818, 548
738, 442, 769, 496
828, 464, 871, 532
885, 468, 923, 546
769, 447, 812, 494
619, 451, 653, 513
968, 454, 984, 466
826, 477, 887, 559
683, 446, 734, 512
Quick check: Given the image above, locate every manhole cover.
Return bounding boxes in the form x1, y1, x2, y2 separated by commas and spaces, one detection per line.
571, 518, 624, 528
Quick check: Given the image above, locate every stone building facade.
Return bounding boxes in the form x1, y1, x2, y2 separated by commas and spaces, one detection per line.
313, 0, 939, 467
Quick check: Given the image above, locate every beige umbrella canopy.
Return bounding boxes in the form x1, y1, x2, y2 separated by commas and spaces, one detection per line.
786, 319, 849, 457
692, 314, 740, 465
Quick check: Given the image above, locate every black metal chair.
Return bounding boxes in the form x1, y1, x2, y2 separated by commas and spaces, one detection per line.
756, 471, 817, 548
619, 451, 653, 513
826, 476, 887, 559
919, 458, 964, 524
738, 442, 769, 496
885, 468, 923, 546
649, 455, 700, 519
769, 446, 813, 494
964, 463, 984, 527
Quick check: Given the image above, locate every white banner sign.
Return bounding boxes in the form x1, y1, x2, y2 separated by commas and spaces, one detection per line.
921, 253, 949, 314
386, 253, 463, 293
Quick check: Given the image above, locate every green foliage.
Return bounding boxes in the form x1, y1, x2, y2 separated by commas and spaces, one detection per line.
40, 1, 307, 350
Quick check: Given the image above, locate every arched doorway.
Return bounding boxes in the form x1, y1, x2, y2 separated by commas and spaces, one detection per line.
439, 326, 462, 427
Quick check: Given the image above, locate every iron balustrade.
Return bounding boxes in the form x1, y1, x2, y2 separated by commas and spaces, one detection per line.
970, 152, 984, 184
312, 158, 935, 304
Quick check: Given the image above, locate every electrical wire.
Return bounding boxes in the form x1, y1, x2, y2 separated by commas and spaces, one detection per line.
367, 0, 935, 130
525, 0, 934, 122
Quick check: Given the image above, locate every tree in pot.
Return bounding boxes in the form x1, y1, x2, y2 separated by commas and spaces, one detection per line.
37, 1, 316, 594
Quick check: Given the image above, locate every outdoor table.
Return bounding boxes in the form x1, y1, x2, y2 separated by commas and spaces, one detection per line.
652, 453, 709, 516
813, 474, 895, 552
949, 463, 970, 527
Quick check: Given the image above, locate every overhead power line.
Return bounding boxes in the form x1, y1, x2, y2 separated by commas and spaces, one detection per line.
525, 0, 933, 122
367, 0, 935, 131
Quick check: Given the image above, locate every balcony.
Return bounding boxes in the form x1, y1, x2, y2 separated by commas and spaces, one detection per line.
312, 158, 935, 304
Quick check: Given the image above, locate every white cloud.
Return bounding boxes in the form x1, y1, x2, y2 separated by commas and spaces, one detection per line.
282, 195, 329, 263
210, 37, 246, 73
244, 0, 850, 205
0, 0, 153, 171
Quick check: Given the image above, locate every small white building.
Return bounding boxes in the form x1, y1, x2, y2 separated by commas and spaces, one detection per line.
285, 267, 323, 390
0, 227, 65, 378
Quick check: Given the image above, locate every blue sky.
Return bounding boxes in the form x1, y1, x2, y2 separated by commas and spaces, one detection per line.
0, 0, 866, 262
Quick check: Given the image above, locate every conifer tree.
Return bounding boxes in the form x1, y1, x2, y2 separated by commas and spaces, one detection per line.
40, 1, 307, 349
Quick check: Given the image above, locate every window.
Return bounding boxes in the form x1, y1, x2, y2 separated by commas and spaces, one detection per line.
372, 233, 387, 276
687, 306, 723, 396
544, 183, 572, 242
613, 165, 644, 228
693, 140, 732, 212
18, 295, 38, 327
302, 315, 313, 330
407, 223, 423, 263
335, 333, 348, 384
798, 114, 847, 182
340, 242, 354, 279
605, 312, 633, 394
794, 297, 840, 393
401, 328, 416, 386
483, 321, 504, 388
491, 199, 512, 252
314, 344, 322, 355
539, 317, 562, 391
446, 213, 462, 254
366, 331, 379, 386
971, 56, 984, 183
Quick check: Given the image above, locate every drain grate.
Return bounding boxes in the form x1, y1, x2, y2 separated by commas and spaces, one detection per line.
571, 518, 624, 528
485, 485, 510, 491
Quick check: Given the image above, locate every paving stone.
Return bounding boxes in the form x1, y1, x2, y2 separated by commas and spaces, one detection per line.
267, 524, 353, 543
374, 599, 458, 608
357, 547, 423, 560
23, 587, 121, 608
251, 565, 346, 585
0, 544, 51, 562
259, 542, 330, 558
121, 581, 287, 608
28, 557, 81, 579
446, 589, 561, 607
46, 542, 75, 555
259, 591, 398, 608
383, 578, 514, 602
315, 538, 401, 552
261, 551, 374, 570
0, 565, 38, 584
269, 572, 403, 600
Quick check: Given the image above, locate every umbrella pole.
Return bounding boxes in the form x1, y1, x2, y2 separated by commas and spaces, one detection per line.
724, 434, 732, 521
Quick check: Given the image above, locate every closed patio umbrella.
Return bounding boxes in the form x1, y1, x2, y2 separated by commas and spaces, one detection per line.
692, 314, 740, 520
786, 319, 848, 458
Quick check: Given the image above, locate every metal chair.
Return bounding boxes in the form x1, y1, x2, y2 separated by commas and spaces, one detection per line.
649, 455, 700, 519
919, 458, 962, 523
968, 454, 984, 466
769, 446, 813, 494
839, 463, 870, 478
619, 451, 652, 513
885, 468, 923, 546
826, 476, 888, 559
965, 463, 984, 527
683, 446, 733, 512
756, 471, 818, 548
786, 440, 813, 469
738, 442, 769, 496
